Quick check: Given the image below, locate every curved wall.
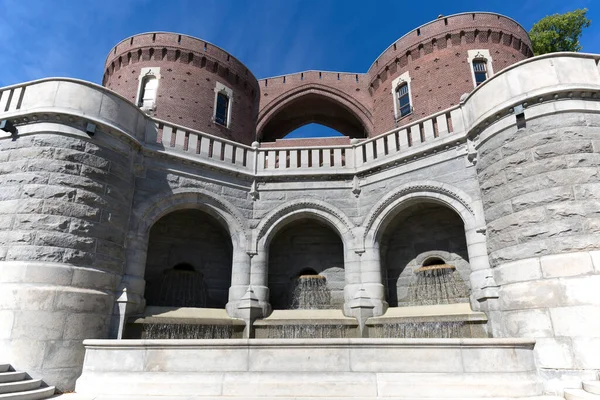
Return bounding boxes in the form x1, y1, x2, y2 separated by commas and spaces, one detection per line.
468, 54, 600, 393
0, 128, 135, 390
368, 12, 532, 134
104, 33, 260, 145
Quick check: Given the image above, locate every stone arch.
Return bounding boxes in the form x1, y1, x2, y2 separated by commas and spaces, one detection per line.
122, 188, 251, 311
255, 199, 356, 310
132, 187, 249, 248
254, 199, 357, 253
256, 84, 373, 141
363, 180, 480, 248
363, 181, 480, 307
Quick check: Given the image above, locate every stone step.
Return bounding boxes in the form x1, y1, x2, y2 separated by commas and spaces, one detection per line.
0, 380, 42, 394
0, 373, 25, 384
0, 366, 9, 374
565, 388, 600, 400
584, 381, 600, 395
0, 386, 55, 400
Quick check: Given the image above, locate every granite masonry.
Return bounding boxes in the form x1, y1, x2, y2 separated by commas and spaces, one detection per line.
0, 11, 599, 399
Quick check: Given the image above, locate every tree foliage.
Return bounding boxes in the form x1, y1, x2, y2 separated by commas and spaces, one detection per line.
529, 9, 591, 55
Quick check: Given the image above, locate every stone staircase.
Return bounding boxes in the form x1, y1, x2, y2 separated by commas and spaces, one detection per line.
0, 363, 55, 400
565, 377, 600, 399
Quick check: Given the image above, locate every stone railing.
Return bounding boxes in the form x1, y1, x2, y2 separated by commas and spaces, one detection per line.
255, 106, 464, 176
0, 84, 25, 113
2, 53, 600, 178
147, 119, 255, 174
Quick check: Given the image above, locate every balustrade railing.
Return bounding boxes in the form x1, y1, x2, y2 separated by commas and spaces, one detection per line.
148, 120, 255, 173
255, 106, 464, 174
0, 85, 25, 114
0, 78, 466, 176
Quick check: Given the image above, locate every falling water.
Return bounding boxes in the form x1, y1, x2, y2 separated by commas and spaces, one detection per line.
407, 264, 469, 306
290, 275, 332, 310
146, 269, 207, 308
371, 321, 466, 338
265, 324, 354, 339
142, 323, 234, 339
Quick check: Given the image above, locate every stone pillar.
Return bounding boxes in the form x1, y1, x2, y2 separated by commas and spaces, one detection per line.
355, 245, 387, 316
248, 250, 271, 316
228, 244, 252, 303
0, 131, 135, 391
225, 244, 254, 317
118, 232, 149, 314
464, 226, 499, 334
342, 248, 362, 314
475, 111, 600, 394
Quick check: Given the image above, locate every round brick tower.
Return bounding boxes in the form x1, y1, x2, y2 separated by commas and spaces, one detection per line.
103, 32, 260, 145
367, 12, 532, 134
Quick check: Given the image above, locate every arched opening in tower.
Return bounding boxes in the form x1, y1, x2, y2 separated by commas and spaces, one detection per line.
267, 219, 344, 310
144, 209, 232, 309
259, 93, 368, 142
379, 203, 471, 307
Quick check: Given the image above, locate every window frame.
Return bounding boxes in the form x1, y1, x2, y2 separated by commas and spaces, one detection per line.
467, 50, 494, 89
391, 71, 413, 121
396, 83, 412, 118
472, 59, 488, 86
214, 90, 230, 126
213, 82, 233, 128
135, 67, 161, 112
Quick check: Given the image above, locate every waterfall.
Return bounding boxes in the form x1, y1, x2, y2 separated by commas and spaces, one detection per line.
290, 275, 331, 310
407, 264, 469, 306
142, 323, 234, 339
146, 268, 207, 308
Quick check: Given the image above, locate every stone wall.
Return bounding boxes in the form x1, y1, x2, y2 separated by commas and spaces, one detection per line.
0, 129, 135, 390
477, 111, 600, 393
145, 209, 233, 308
382, 203, 470, 306
268, 220, 345, 309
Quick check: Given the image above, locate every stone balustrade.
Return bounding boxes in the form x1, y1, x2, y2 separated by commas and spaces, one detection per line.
2, 53, 600, 180
0, 78, 465, 177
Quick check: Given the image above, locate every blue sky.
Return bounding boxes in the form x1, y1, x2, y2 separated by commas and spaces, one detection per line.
0, 0, 598, 138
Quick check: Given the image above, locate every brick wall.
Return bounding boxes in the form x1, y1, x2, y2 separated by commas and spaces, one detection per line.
102, 13, 531, 145
104, 33, 260, 145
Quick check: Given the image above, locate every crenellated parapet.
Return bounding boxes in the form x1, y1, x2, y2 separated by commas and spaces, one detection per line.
104, 32, 260, 145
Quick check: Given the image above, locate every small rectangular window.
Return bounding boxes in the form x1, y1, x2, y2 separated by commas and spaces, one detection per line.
215, 92, 229, 126
473, 60, 488, 86
397, 83, 411, 117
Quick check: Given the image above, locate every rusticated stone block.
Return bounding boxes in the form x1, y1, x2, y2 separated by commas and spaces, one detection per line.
499, 279, 565, 311
503, 309, 554, 337
540, 252, 594, 278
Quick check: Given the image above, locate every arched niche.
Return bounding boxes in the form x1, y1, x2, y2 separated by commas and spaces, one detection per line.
266, 218, 345, 310
378, 202, 471, 307
144, 209, 233, 308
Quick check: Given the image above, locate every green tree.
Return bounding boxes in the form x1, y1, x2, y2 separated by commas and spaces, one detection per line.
529, 9, 591, 55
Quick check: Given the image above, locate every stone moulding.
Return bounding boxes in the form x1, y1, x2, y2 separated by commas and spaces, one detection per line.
2, 54, 600, 184
253, 198, 357, 251
133, 187, 250, 244
76, 337, 541, 398
362, 180, 477, 246
256, 83, 374, 138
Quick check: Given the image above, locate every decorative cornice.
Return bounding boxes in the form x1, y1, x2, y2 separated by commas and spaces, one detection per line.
362, 181, 476, 242
255, 199, 356, 245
